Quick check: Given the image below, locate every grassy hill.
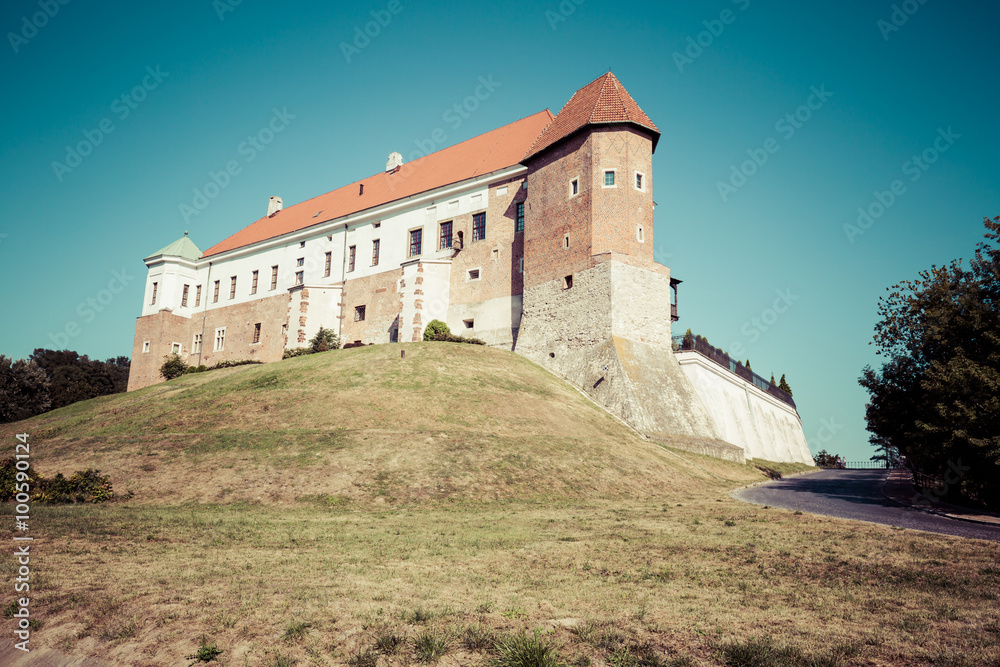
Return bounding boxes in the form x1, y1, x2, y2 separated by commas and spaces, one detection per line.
2, 342, 775, 506
2, 344, 997, 667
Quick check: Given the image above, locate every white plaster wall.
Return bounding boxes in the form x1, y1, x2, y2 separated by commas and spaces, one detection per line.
448, 294, 523, 348
676, 352, 813, 465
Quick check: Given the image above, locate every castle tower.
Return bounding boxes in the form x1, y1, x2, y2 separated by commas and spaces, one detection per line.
514, 73, 727, 450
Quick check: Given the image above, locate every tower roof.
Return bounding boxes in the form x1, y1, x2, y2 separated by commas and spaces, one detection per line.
523, 72, 660, 160
145, 232, 202, 263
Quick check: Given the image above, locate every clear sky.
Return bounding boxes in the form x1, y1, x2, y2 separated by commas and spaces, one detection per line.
1, 0, 997, 461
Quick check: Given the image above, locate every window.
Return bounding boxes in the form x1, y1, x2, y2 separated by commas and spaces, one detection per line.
171, 342, 181, 354
355, 305, 366, 322
295, 271, 304, 285
150, 282, 157, 305
296, 257, 304, 267
563, 275, 574, 290
604, 170, 616, 187
492, 248, 499, 262
463, 319, 474, 329
252, 322, 261, 344
270, 266, 278, 290
251, 270, 259, 295
516, 203, 524, 232
213, 280, 220, 303
439, 221, 453, 249
181, 284, 189, 307
371, 239, 380, 266
637, 225, 645, 243
214, 327, 226, 351
192, 333, 202, 354
142, 341, 150, 354
570, 178, 579, 197
230, 276, 237, 299
348, 245, 356, 272
324, 252, 332, 277
467, 268, 480, 281
195, 285, 202, 307
519, 257, 524, 273
300, 241, 306, 248
635, 172, 645, 191
564, 234, 570, 249
409, 228, 422, 257
281, 324, 288, 336
472, 212, 486, 242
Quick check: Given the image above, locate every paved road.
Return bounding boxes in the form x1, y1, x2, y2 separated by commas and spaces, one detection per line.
732, 469, 1000, 542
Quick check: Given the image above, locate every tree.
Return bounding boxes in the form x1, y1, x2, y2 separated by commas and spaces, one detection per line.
29, 349, 130, 409
860, 216, 1000, 507
745, 360, 752, 373
0, 356, 51, 424
813, 449, 841, 468
423, 320, 451, 341
160, 354, 188, 380
769, 373, 776, 387
682, 328, 694, 350
310, 326, 340, 352
778, 374, 792, 396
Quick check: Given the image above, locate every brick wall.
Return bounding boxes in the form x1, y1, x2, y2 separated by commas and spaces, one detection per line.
340, 269, 403, 345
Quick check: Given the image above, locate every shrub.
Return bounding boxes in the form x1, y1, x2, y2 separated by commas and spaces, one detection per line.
1, 459, 119, 504
160, 353, 188, 380
423, 320, 451, 341
208, 359, 263, 370
310, 326, 340, 352
433, 331, 487, 345
282, 347, 313, 359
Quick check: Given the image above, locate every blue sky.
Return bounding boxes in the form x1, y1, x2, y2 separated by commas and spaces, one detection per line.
1, 0, 997, 461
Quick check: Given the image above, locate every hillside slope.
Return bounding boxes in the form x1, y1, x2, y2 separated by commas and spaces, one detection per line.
1, 343, 776, 505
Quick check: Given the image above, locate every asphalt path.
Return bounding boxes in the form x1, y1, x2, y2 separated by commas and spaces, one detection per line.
732, 469, 1000, 542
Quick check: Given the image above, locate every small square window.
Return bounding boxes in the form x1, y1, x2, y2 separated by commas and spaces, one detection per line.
300, 241, 306, 248
563, 275, 573, 290
355, 305, 366, 322
467, 268, 480, 281
637, 225, 645, 243
171, 342, 181, 354
142, 341, 150, 354
295, 271, 304, 285
604, 170, 616, 187
463, 319, 475, 329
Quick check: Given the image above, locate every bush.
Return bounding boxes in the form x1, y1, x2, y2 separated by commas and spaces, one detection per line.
433, 331, 487, 345
1, 458, 119, 504
423, 320, 451, 341
310, 326, 340, 352
282, 347, 313, 359
493, 630, 562, 667
160, 354, 188, 380
208, 359, 262, 370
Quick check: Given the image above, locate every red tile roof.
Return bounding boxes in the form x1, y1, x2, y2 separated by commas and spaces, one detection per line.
202, 110, 555, 258
523, 73, 660, 161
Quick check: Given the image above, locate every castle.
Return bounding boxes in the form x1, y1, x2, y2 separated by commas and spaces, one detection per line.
128, 73, 814, 465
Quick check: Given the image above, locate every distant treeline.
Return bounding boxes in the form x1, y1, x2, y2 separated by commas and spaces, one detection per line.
0, 349, 130, 424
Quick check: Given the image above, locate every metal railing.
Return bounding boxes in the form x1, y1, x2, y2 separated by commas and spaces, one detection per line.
672, 334, 796, 409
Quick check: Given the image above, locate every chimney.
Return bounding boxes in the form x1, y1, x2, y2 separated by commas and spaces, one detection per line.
267, 196, 283, 216
386, 152, 404, 172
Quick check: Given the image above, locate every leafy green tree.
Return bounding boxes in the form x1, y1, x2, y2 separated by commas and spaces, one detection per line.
30, 349, 129, 409
682, 328, 694, 350
160, 354, 188, 380
860, 216, 1000, 507
423, 320, 451, 341
310, 326, 340, 352
778, 374, 792, 396
769, 373, 777, 387
0, 356, 51, 424
813, 450, 841, 468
